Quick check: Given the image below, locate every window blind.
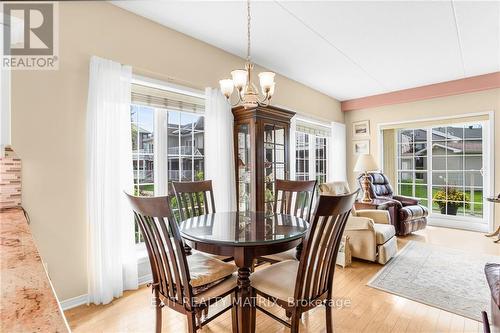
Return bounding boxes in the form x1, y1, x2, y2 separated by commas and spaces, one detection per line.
379, 114, 489, 130
131, 83, 204, 113
296, 120, 331, 137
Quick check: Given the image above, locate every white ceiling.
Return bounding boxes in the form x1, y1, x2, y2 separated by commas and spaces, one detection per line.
112, 1, 500, 101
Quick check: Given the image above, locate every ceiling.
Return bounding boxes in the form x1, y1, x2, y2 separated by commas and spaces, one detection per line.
112, 1, 500, 101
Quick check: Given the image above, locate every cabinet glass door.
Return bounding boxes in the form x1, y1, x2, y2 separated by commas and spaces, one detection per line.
237, 123, 251, 212
264, 124, 286, 214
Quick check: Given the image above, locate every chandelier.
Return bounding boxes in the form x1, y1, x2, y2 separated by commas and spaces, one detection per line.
219, 0, 276, 108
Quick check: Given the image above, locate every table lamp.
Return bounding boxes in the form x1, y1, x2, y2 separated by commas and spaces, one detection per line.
353, 154, 379, 202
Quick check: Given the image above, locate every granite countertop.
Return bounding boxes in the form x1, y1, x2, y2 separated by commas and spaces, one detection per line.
1, 208, 70, 332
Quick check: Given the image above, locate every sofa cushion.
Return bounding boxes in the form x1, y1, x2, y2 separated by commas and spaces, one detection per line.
400, 205, 429, 221
346, 216, 375, 231
319, 182, 350, 195
373, 223, 396, 245
400, 217, 427, 235
365, 173, 394, 197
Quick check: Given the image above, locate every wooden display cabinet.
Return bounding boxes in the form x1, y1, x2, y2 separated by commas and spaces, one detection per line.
233, 105, 295, 213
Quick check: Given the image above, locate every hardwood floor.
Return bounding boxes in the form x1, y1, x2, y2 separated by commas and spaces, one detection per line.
65, 226, 499, 332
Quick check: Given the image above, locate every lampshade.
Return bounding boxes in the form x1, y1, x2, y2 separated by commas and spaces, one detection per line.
231, 69, 248, 90
353, 154, 378, 172
258, 71, 275, 92
268, 82, 275, 96
219, 79, 234, 98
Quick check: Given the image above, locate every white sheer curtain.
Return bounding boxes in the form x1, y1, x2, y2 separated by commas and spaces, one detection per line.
329, 122, 347, 182
86, 56, 138, 305
204, 88, 237, 212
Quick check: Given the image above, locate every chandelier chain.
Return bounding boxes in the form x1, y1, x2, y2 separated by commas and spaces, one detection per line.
219, 0, 275, 107
247, 0, 251, 62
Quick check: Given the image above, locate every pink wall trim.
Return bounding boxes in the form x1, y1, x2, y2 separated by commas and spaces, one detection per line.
341, 72, 500, 112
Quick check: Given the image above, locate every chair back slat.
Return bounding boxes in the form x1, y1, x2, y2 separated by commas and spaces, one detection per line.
274, 179, 317, 221
202, 192, 209, 215
294, 191, 358, 302
125, 193, 194, 307
177, 193, 188, 221
193, 192, 202, 216
172, 180, 216, 222
321, 211, 349, 293
187, 193, 196, 217
300, 192, 310, 219
139, 212, 175, 297
156, 215, 182, 299
134, 212, 166, 296
156, 215, 187, 301
309, 215, 336, 297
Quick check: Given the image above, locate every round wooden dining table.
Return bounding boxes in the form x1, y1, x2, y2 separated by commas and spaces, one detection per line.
179, 211, 309, 333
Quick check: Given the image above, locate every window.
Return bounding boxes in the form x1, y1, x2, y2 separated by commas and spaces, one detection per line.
315, 137, 327, 185
295, 132, 309, 180
397, 129, 428, 208
167, 112, 205, 182
130, 81, 205, 243
131, 105, 155, 196
294, 120, 330, 184
396, 123, 484, 219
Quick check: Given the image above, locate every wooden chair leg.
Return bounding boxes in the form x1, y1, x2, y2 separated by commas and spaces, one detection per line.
154, 290, 162, 333
231, 294, 239, 333
290, 311, 301, 333
250, 290, 256, 333
325, 302, 334, 333
187, 312, 197, 333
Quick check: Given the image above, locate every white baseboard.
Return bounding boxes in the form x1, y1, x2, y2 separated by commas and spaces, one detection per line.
427, 217, 488, 232
60, 294, 88, 311
60, 275, 152, 311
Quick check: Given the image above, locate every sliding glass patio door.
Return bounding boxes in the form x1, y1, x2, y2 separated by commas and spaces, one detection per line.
395, 121, 491, 231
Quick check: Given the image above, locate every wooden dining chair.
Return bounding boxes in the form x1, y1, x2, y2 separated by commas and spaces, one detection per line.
172, 180, 216, 221
125, 193, 238, 333
274, 179, 318, 220
250, 191, 359, 333
172, 180, 233, 262
261, 179, 317, 263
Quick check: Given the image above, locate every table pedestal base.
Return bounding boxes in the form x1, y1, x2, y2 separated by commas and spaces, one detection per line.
236, 267, 256, 333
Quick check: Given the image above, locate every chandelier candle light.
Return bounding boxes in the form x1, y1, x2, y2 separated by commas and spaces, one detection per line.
219, 0, 276, 108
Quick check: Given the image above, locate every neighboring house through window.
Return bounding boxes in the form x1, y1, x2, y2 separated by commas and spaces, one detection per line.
130, 80, 205, 242
396, 123, 486, 225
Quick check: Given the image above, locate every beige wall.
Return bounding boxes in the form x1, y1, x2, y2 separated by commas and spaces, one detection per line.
10, 2, 342, 301
344, 88, 500, 228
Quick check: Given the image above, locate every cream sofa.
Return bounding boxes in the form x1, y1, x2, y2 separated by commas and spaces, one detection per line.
319, 182, 397, 264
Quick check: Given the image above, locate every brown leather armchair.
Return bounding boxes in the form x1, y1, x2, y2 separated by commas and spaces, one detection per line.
357, 172, 428, 236
483, 263, 500, 333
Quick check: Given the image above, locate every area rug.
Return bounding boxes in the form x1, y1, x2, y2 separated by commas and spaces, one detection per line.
367, 241, 500, 321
